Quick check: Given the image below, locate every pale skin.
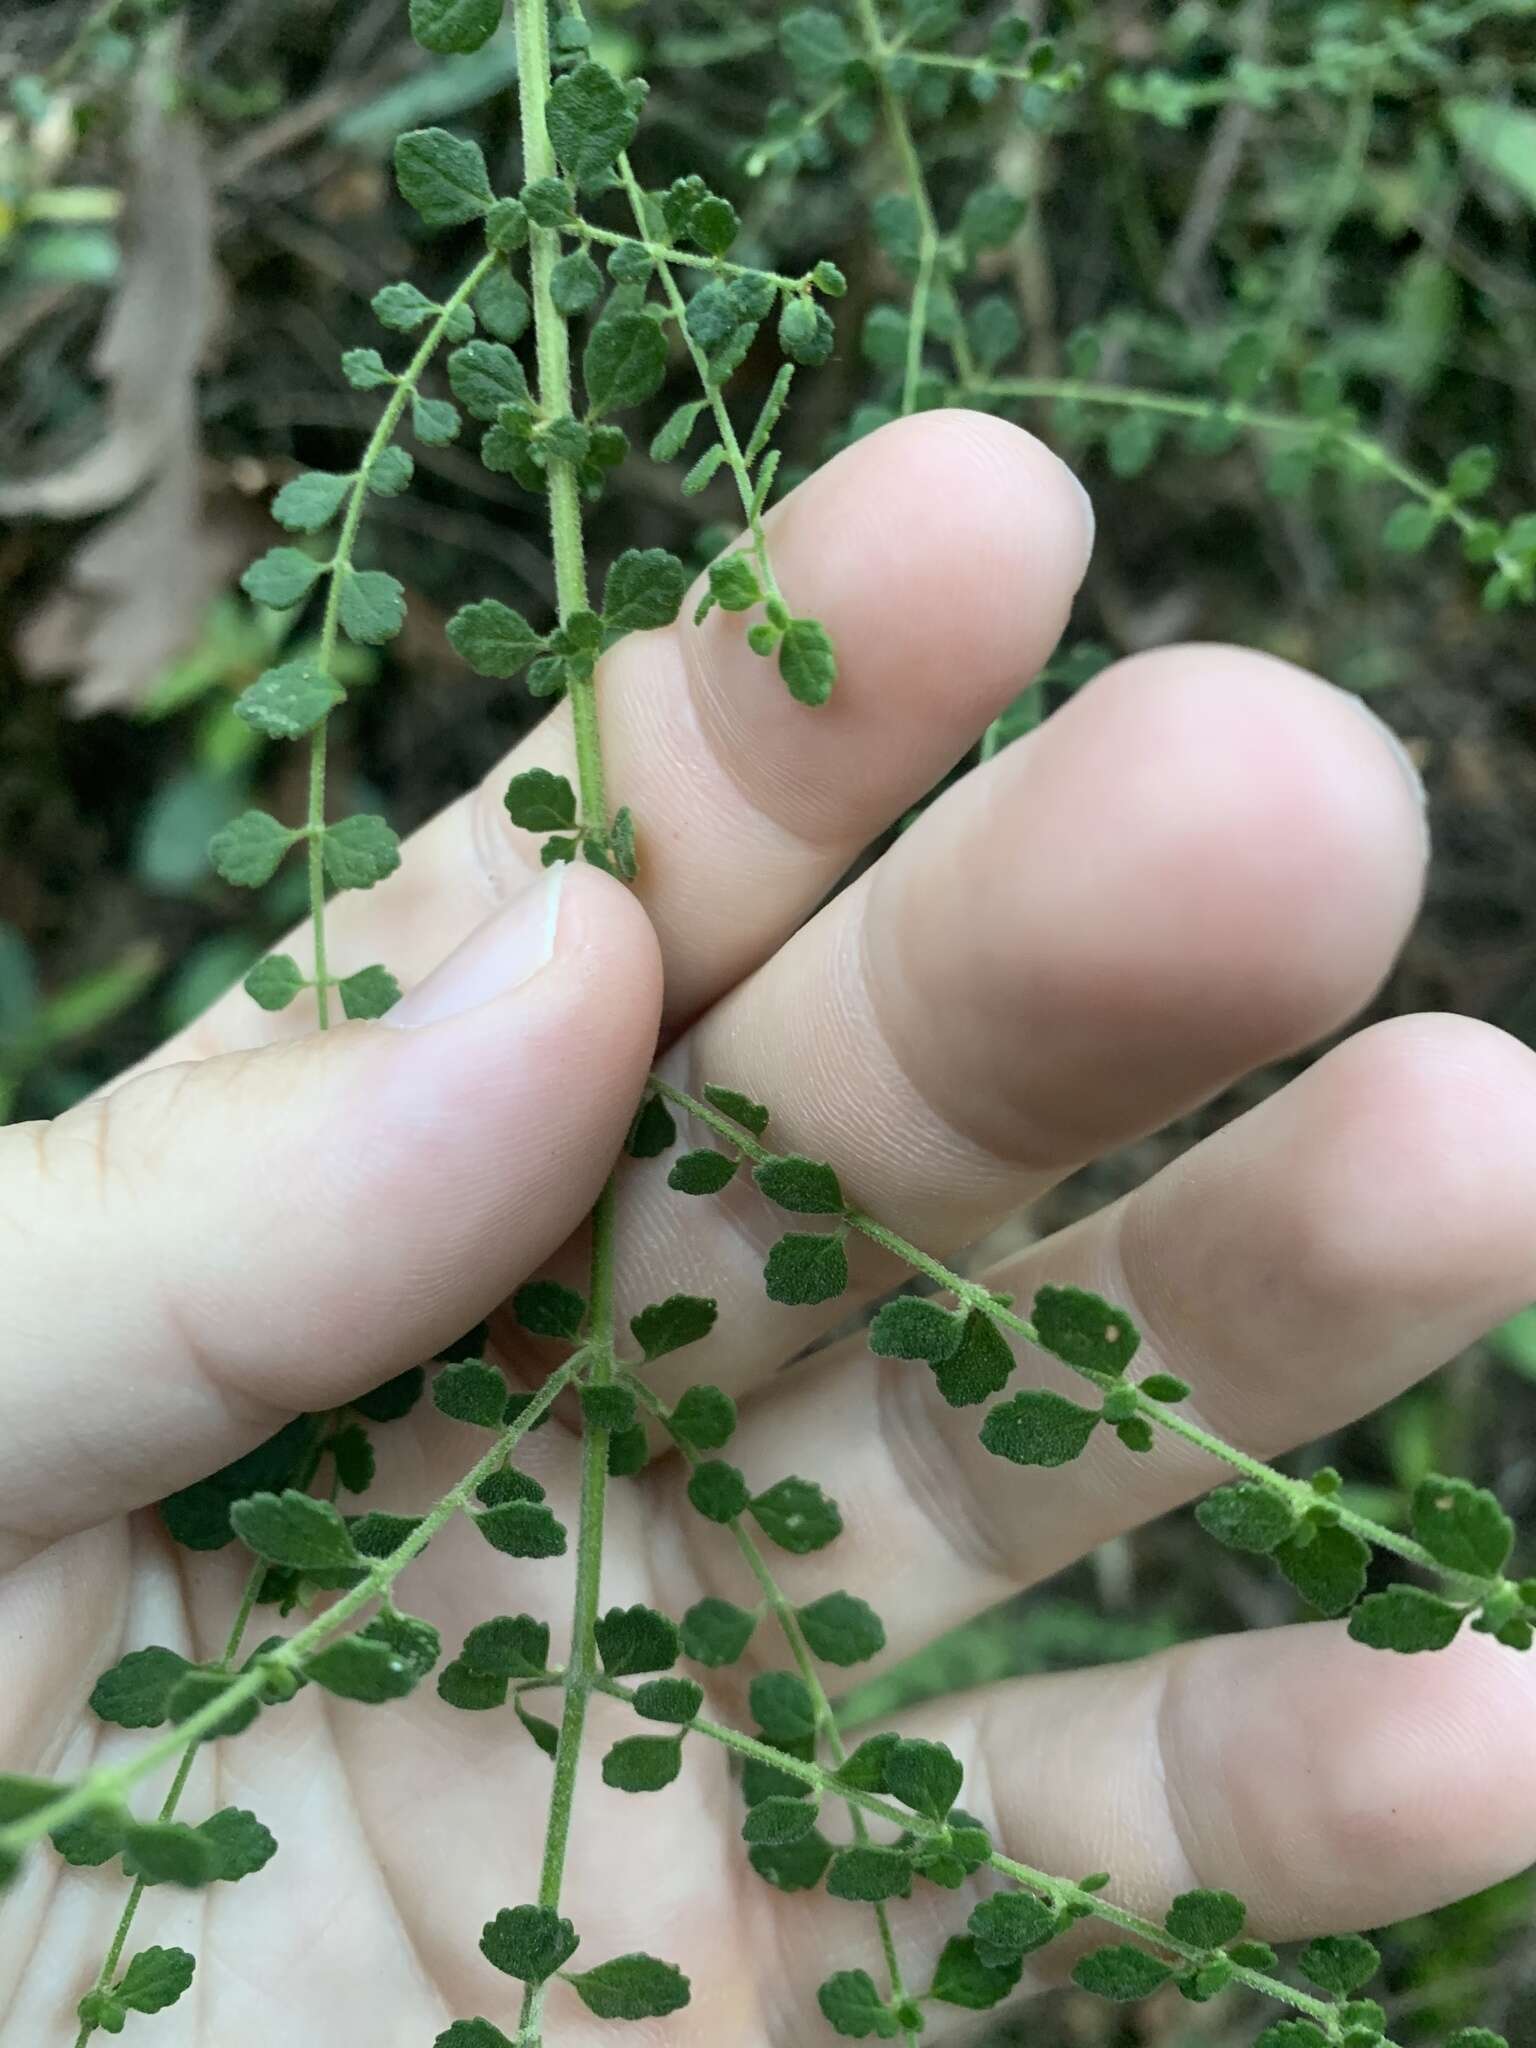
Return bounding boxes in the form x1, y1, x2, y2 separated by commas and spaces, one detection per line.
3, 412, 1536, 2045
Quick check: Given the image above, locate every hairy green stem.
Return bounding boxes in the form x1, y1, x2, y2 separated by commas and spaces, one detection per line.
651, 1077, 1514, 1608
627, 1375, 916, 2038
592, 1675, 1394, 2046
0, 1359, 579, 1867
854, 0, 946, 414
70, 1561, 268, 2046
614, 158, 789, 617
519, 1181, 618, 2047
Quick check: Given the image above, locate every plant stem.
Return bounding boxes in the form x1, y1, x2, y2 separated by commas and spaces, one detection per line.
70, 1562, 267, 2046
626, 1375, 916, 2041
650, 1078, 1514, 1607
519, 1181, 619, 2047
304, 246, 498, 1024
515, 0, 605, 841
0, 1358, 579, 1867
593, 1676, 1394, 2047
614, 159, 789, 617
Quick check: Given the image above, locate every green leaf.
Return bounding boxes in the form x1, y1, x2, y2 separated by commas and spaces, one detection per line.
547, 62, 639, 187
749, 1670, 817, 1741
630, 1293, 717, 1362
930, 1935, 1022, 2010
632, 1676, 703, 1724
306, 1635, 417, 1702
704, 554, 762, 615
828, 1845, 912, 1903
603, 548, 688, 634
372, 280, 438, 331
1275, 1523, 1371, 1618
1165, 1888, 1245, 1948
551, 247, 603, 316
1448, 98, 1536, 211
869, 1295, 961, 1364
883, 1736, 962, 1821
53, 1808, 128, 1869
778, 297, 835, 368
448, 597, 547, 677
743, 1797, 819, 1846
516, 1695, 560, 1755
667, 1149, 739, 1196
321, 814, 401, 891
448, 340, 529, 420
1140, 1372, 1190, 1404
1033, 1284, 1140, 1376
688, 1458, 753, 1523
969, 1891, 1059, 1964
461, 1614, 550, 1678
582, 1380, 636, 1433
764, 1231, 848, 1306
413, 393, 461, 446
568, 1954, 691, 2021
358, 1611, 440, 1684
242, 546, 325, 610
353, 1369, 425, 1423
472, 1502, 567, 1558
959, 183, 1026, 257
670, 1384, 737, 1452
749, 1827, 833, 1893
349, 1510, 426, 1558
164, 1667, 262, 1740
477, 267, 531, 343
485, 196, 528, 252
433, 1359, 508, 1427
752, 1474, 842, 1553
981, 1388, 1101, 1468
679, 1596, 756, 1667
1349, 1586, 1465, 1654
602, 1733, 683, 1792
90, 1646, 194, 1730
338, 570, 406, 646
273, 469, 353, 531
584, 311, 668, 417
782, 7, 854, 80
122, 1821, 218, 1889
115, 1946, 195, 2015
1196, 1481, 1299, 1555
688, 195, 739, 257
1073, 1945, 1174, 2001
438, 1658, 508, 1710
480, 1904, 580, 1982
626, 1093, 677, 1159
341, 347, 393, 391
512, 1278, 586, 1339
338, 964, 401, 1019
778, 617, 836, 705
817, 1969, 900, 2039
520, 177, 573, 227
1298, 1934, 1380, 1996
369, 446, 414, 495
504, 767, 577, 833
595, 1604, 680, 1677
797, 1592, 885, 1666
230, 1491, 364, 1588
409, 0, 502, 56
0, 1773, 68, 1823
434, 2025, 515, 2048
1383, 501, 1439, 553
933, 1308, 1015, 1408
236, 661, 344, 741
703, 1083, 770, 1134
244, 952, 305, 1010
754, 1154, 844, 1215
835, 1732, 899, 1792
394, 127, 494, 227
651, 400, 707, 463
1411, 1474, 1514, 1577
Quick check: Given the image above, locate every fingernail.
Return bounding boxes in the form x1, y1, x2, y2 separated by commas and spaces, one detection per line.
386, 865, 567, 1029
1339, 692, 1431, 856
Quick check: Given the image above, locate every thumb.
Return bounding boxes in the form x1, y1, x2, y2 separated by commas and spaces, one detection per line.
0, 864, 661, 1558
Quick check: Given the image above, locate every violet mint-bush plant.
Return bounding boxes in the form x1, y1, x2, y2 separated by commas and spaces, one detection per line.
3, 3, 1535, 2045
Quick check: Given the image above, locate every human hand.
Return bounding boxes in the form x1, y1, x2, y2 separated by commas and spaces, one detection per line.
5, 414, 1535, 2045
